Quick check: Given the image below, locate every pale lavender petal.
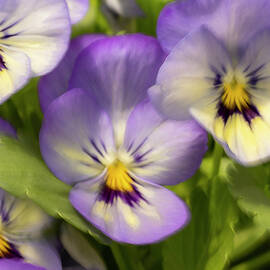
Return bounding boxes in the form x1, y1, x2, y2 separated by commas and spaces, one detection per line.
69, 34, 165, 144
0, 0, 71, 76
123, 100, 207, 185
158, 0, 270, 54
40, 89, 115, 185
70, 176, 190, 244
39, 34, 105, 112
0, 118, 16, 137
66, 0, 89, 24
149, 26, 232, 120
0, 260, 45, 270
18, 240, 61, 270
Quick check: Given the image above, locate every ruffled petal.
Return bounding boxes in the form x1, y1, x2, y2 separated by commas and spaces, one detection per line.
69, 34, 165, 145
0, 118, 16, 137
66, 0, 89, 24
0, 46, 30, 104
40, 89, 115, 185
38, 34, 105, 112
149, 26, 232, 120
0, 0, 71, 76
157, 0, 270, 54
123, 100, 207, 185
18, 240, 61, 270
103, 0, 143, 17
0, 260, 45, 270
70, 174, 190, 244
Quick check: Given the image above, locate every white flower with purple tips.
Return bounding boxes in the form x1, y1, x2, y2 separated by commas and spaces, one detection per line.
39, 34, 208, 244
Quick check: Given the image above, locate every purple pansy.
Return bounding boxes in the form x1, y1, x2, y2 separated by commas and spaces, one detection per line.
39, 34, 207, 244
0, 188, 61, 270
150, 0, 270, 165
0, 119, 61, 270
0, 0, 73, 104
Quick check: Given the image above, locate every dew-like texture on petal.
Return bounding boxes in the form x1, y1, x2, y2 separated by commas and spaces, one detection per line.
103, 0, 143, 17
0, 259, 45, 270
18, 241, 61, 270
157, 0, 270, 53
0, 46, 30, 104
39, 35, 105, 112
69, 34, 165, 144
0, 0, 71, 76
70, 175, 190, 244
40, 89, 115, 185
124, 100, 208, 185
66, 0, 89, 24
149, 26, 231, 120
0, 118, 16, 137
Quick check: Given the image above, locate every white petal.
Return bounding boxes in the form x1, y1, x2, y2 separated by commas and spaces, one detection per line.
66, 0, 89, 24
0, 0, 71, 76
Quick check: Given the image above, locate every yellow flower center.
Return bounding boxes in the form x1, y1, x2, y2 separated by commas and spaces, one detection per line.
106, 160, 134, 192
221, 77, 250, 111
0, 235, 12, 258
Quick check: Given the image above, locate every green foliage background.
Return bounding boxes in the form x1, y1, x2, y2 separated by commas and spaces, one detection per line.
1, 1, 270, 269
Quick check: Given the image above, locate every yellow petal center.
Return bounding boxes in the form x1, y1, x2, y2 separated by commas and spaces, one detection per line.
0, 235, 12, 258
106, 160, 133, 192
222, 77, 250, 111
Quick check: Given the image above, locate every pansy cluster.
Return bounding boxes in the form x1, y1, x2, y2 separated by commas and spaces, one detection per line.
0, 0, 269, 269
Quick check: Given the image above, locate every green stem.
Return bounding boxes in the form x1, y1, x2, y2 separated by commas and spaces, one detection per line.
211, 142, 223, 179
231, 250, 270, 270
110, 242, 129, 270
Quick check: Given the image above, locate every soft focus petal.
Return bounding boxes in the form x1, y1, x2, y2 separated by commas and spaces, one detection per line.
69, 34, 165, 144
18, 241, 61, 270
66, 0, 89, 24
0, 0, 71, 75
61, 224, 106, 270
157, 0, 270, 54
0, 259, 45, 270
0, 118, 16, 137
40, 89, 115, 185
0, 46, 30, 104
0, 189, 50, 239
70, 175, 190, 244
39, 35, 105, 112
149, 26, 232, 120
103, 0, 143, 17
123, 100, 207, 185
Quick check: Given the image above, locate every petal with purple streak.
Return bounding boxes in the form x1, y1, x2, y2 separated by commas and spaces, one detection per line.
123, 100, 208, 185
39, 34, 105, 112
149, 26, 232, 121
40, 89, 115, 185
0, 0, 71, 76
70, 174, 190, 244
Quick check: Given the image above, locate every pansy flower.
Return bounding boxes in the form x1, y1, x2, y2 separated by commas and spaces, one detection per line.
150, 0, 270, 165
39, 34, 207, 244
0, 119, 61, 270
0, 0, 73, 104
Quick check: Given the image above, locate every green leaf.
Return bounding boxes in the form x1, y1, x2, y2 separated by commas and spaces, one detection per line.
163, 179, 238, 270
0, 136, 103, 239
135, 0, 173, 35
227, 163, 270, 229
